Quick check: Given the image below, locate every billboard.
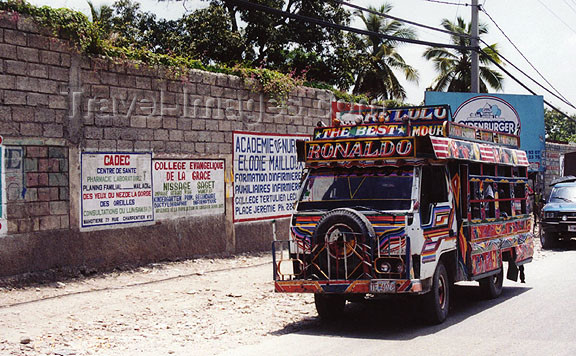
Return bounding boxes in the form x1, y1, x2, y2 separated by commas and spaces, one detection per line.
425, 92, 545, 172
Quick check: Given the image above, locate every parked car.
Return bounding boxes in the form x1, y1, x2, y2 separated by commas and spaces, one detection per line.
540, 177, 576, 248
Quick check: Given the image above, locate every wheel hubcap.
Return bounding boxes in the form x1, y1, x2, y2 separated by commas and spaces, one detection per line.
438, 275, 446, 308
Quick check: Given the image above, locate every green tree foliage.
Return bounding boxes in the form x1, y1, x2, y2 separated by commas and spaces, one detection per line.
423, 17, 503, 93
179, 4, 245, 65
90, 0, 419, 98
352, 3, 419, 101
544, 109, 576, 142
101, 0, 183, 54
208, 0, 358, 88
86, 1, 113, 35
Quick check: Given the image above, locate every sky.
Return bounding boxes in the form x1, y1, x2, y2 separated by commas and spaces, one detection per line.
28, 0, 576, 115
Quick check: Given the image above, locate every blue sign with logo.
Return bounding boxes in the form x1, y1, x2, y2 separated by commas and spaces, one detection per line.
425, 92, 545, 172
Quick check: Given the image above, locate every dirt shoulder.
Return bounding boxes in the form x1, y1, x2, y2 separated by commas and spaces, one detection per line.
0, 253, 316, 356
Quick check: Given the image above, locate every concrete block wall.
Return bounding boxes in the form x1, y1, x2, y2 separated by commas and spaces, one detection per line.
543, 142, 576, 197
0, 11, 333, 278
6, 146, 69, 234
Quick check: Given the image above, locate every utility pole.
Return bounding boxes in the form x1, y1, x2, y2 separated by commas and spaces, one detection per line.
471, 0, 480, 93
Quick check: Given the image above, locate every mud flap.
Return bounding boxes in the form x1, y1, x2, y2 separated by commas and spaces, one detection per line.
507, 261, 526, 283
507, 260, 518, 282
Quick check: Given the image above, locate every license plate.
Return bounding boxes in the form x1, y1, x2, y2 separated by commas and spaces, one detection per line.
370, 280, 396, 293
568, 225, 576, 232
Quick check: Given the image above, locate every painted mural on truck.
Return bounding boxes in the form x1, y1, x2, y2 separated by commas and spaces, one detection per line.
233, 131, 308, 222
152, 159, 225, 219
80, 152, 154, 229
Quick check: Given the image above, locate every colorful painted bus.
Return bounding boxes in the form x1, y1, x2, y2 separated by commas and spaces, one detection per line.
272, 105, 534, 324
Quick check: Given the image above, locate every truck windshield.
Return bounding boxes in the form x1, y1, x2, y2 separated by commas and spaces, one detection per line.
550, 186, 576, 203
298, 167, 413, 211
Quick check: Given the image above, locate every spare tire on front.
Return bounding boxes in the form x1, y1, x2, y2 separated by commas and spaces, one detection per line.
312, 208, 375, 280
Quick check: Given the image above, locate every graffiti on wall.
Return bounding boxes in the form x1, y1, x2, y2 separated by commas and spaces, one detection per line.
4, 147, 25, 201
233, 132, 307, 222
80, 152, 154, 229
153, 159, 225, 219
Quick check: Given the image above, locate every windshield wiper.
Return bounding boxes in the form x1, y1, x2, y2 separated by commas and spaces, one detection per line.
349, 206, 409, 216
553, 196, 573, 203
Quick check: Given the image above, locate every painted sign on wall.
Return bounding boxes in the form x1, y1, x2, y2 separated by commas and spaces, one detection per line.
233, 132, 307, 222
4, 147, 24, 201
153, 159, 225, 219
81, 152, 153, 229
425, 92, 545, 172
0, 137, 6, 235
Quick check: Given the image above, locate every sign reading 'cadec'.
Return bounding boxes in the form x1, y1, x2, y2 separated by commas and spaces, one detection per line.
305, 138, 415, 162
81, 152, 154, 228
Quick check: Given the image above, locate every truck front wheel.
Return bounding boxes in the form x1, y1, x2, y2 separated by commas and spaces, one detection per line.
479, 268, 504, 299
540, 228, 557, 249
423, 261, 450, 324
314, 294, 346, 320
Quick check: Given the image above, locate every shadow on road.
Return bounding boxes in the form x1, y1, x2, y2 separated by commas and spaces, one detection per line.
547, 239, 576, 251
272, 283, 531, 340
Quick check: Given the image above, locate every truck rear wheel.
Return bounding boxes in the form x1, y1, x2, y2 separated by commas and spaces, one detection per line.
423, 261, 450, 324
314, 294, 346, 320
479, 268, 504, 299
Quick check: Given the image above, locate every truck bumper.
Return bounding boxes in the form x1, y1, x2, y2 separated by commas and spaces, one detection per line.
541, 221, 576, 235
274, 279, 424, 294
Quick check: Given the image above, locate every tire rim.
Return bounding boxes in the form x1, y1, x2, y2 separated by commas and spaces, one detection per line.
325, 223, 357, 259
438, 274, 447, 309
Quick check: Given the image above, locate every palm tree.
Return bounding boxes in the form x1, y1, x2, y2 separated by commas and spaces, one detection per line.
353, 3, 419, 101
87, 1, 113, 33
423, 17, 503, 92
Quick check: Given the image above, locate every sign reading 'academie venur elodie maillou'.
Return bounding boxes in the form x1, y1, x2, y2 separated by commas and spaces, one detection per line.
233, 132, 307, 222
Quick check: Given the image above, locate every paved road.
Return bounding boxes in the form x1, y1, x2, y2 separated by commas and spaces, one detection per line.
222, 243, 576, 356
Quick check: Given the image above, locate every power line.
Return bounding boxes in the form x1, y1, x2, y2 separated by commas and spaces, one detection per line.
339, 1, 472, 39
536, 0, 576, 35
480, 48, 576, 123
563, 0, 576, 16
424, 0, 470, 5
479, 39, 576, 111
480, 7, 573, 106
229, 0, 473, 50
231, 0, 573, 119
